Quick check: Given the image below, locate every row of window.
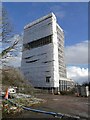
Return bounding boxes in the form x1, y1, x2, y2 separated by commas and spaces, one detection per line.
24, 53, 47, 59
59, 73, 66, 78
23, 35, 52, 50
42, 60, 54, 64
59, 80, 74, 86
58, 43, 64, 49
57, 26, 63, 34
26, 59, 39, 63
57, 29, 64, 39
58, 54, 63, 58
26, 60, 54, 64
59, 70, 66, 74
59, 65, 65, 70
25, 16, 52, 30
59, 71, 66, 76
58, 60, 64, 65
58, 48, 63, 54
57, 37, 64, 44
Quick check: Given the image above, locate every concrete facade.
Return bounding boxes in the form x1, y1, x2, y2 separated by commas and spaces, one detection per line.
21, 13, 74, 93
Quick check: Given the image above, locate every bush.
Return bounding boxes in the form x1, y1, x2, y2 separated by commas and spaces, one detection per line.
2, 66, 35, 95
60, 89, 75, 95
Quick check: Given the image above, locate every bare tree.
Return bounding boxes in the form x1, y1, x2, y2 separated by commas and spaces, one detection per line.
0, 7, 21, 58
2, 7, 13, 42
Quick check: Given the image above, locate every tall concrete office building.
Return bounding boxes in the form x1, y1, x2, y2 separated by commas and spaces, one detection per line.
21, 13, 74, 93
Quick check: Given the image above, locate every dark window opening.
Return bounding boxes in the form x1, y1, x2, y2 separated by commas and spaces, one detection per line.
45, 71, 50, 72
24, 55, 34, 59
59, 81, 61, 84
43, 61, 48, 63
23, 35, 52, 50
46, 76, 51, 83
26, 59, 39, 63
43, 60, 54, 64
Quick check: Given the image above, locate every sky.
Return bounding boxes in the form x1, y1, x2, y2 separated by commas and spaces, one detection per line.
2, 2, 88, 84
3, 2, 88, 46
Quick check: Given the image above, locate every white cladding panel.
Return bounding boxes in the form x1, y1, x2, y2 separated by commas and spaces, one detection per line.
21, 14, 60, 88
22, 44, 54, 87
21, 13, 64, 89
52, 17, 59, 87
23, 18, 53, 44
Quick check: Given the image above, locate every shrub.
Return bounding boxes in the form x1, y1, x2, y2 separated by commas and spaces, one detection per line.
60, 89, 75, 95
2, 66, 35, 95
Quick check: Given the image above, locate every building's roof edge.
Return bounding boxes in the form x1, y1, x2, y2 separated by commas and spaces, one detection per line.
24, 12, 56, 30
56, 23, 63, 32
60, 77, 74, 82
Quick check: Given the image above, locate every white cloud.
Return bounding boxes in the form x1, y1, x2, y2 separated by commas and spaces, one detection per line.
65, 40, 88, 84
7, 56, 22, 67
67, 66, 88, 84
65, 41, 88, 64
2, 51, 22, 67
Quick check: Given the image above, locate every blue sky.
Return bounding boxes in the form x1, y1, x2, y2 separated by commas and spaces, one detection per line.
3, 2, 88, 46
2, 2, 88, 84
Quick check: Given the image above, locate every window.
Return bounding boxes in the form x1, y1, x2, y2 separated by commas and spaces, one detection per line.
23, 35, 52, 50
43, 60, 54, 64
26, 59, 39, 63
46, 76, 51, 83
45, 71, 50, 72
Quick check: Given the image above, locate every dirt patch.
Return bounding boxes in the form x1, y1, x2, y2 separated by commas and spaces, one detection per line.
4, 94, 89, 119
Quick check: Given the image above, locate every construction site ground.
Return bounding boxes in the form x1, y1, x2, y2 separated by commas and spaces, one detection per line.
13, 93, 89, 119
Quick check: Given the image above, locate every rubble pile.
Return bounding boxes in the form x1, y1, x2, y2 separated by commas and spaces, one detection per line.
2, 94, 45, 116
2, 99, 22, 115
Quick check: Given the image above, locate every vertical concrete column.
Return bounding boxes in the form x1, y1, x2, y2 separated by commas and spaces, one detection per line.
52, 13, 59, 90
